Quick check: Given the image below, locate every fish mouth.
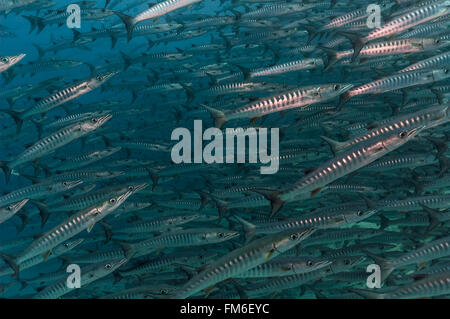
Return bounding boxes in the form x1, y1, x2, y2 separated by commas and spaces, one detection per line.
131, 183, 149, 193
12, 53, 26, 63
110, 258, 128, 269
11, 199, 29, 211
224, 231, 240, 239
407, 125, 425, 137
68, 180, 84, 188
339, 83, 354, 93
96, 114, 113, 126
102, 70, 120, 81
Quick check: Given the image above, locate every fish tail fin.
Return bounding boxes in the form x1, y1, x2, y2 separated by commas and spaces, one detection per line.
195, 190, 210, 210
32, 43, 45, 60
234, 215, 256, 243
0, 109, 24, 134
23, 15, 44, 34
232, 63, 251, 81
180, 83, 194, 106
319, 46, 339, 72
29, 200, 50, 228
201, 104, 227, 129
30, 118, 43, 139
117, 241, 136, 260
349, 288, 385, 299
337, 91, 351, 110
319, 135, 346, 155
301, 22, 319, 44
114, 11, 135, 42
0, 253, 19, 278
364, 251, 394, 282
149, 171, 159, 191
0, 161, 12, 184
378, 214, 390, 230
338, 31, 366, 62
72, 29, 81, 42
419, 204, 442, 232
251, 188, 285, 217
119, 51, 132, 70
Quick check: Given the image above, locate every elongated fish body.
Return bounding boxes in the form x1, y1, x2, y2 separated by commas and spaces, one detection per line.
32, 259, 127, 299
348, 0, 450, 59
250, 58, 324, 78
134, 228, 239, 257
0, 54, 26, 73
341, 69, 450, 105
52, 147, 122, 171
234, 257, 332, 278
4, 184, 146, 273
171, 228, 315, 299
369, 236, 450, 282
398, 51, 450, 72
258, 127, 422, 215
363, 153, 436, 171
378, 194, 450, 211
115, 0, 203, 41
204, 83, 353, 128
0, 199, 28, 224
21, 71, 118, 119
325, 104, 449, 154
116, 214, 200, 233
245, 256, 364, 298
0, 181, 82, 207
0, 239, 83, 277
0, 114, 112, 183
356, 272, 450, 299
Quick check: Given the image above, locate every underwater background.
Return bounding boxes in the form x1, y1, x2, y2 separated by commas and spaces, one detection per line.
0, 0, 449, 299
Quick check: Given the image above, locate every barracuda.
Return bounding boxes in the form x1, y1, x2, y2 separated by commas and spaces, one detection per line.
367, 236, 450, 281
171, 228, 315, 299
32, 259, 127, 299
254, 127, 423, 216
0, 114, 112, 183
343, 0, 450, 60
0, 184, 147, 276
0, 71, 118, 133
0, 54, 26, 73
339, 68, 450, 106
115, 0, 203, 41
204, 83, 353, 128
0, 199, 29, 224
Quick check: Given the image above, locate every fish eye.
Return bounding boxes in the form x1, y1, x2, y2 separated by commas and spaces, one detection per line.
307, 260, 313, 266
96, 75, 103, 81
218, 232, 224, 238
357, 211, 363, 216
128, 186, 134, 190
344, 259, 350, 265
290, 233, 299, 240
435, 39, 441, 44
160, 289, 168, 295
334, 85, 340, 91
444, 69, 449, 74
105, 263, 112, 269
1, 57, 9, 63
109, 198, 116, 204
63, 182, 68, 186
7, 206, 12, 211
64, 243, 69, 247
91, 118, 98, 123
399, 131, 407, 138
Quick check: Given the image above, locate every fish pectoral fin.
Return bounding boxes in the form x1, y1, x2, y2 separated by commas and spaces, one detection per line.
265, 249, 275, 262
204, 285, 215, 298
250, 117, 259, 125
87, 223, 95, 233
155, 247, 165, 254
43, 250, 52, 261
310, 188, 323, 197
